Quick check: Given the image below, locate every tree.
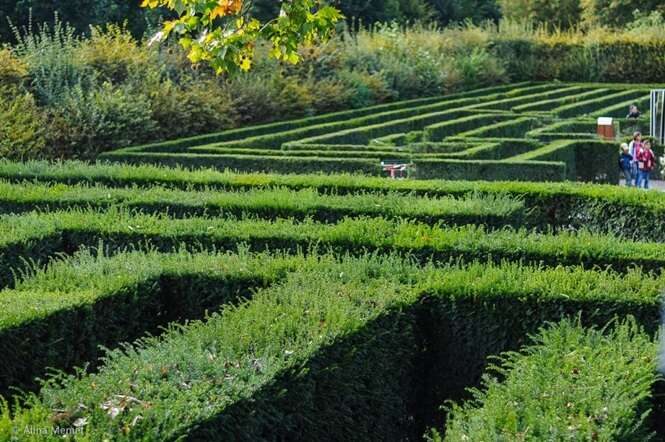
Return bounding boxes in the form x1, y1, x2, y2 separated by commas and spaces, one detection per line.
0, 0, 160, 43
581, 0, 665, 27
429, 0, 500, 25
498, 0, 582, 29
142, 0, 343, 74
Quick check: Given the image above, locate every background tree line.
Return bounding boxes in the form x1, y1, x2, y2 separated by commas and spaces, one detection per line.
3, 0, 663, 44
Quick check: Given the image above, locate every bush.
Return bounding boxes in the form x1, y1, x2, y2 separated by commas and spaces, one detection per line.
0, 88, 46, 160
146, 79, 238, 141
2, 160, 664, 240
439, 317, 659, 441
492, 38, 665, 83
0, 49, 27, 86
44, 83, 156, 159
11, 21, 92, 106
0, 209, 664, 288
452, 47, 507, 89
0, 180, 526, 227
0, 248, 302, 396
74, 24, 154, 84
336, 70, 394, 108
2, 255, 662, 440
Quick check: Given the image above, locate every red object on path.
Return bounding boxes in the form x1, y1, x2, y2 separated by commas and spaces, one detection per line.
381, 161, 411, 179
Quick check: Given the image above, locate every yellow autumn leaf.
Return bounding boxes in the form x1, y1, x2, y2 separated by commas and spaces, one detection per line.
210, 0, 243, 19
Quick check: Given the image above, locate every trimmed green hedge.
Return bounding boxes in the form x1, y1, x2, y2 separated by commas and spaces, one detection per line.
0, 250, 303, 396
126, 82, 533, 152
512, 88, 610, 112
0, 210, 664, 293
423, 114, 512, 141
190, 146, 408, 159
290, 109, 473, 146
592, 96, 652, 119
467, 85, 585, 111
98, 152, 384, 175
513, 139, 619, 184
142, 83, 550, 151
0, 180, 526, 227
94, 82, 651, 184
412, 158, 566, 181
439, 318, 659, 441
444, 138, 541, 160
554, 90, 648, 118
454, 116, 542, 138
1, 161, 664, 240
2, 256, 662, 441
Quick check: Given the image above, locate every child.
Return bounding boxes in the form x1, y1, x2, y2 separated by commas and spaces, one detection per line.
618, 143, 632, 186
626, 104, 641, 119
628, 132, 642, 186
635, 139, 655, 189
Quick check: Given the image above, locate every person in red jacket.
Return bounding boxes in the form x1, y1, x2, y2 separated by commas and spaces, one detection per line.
635, 139, 655, 189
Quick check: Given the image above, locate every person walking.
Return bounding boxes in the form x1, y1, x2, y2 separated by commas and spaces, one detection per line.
618, 143, 633, 186
628, 132, 643, 186
635, 139, 655, 189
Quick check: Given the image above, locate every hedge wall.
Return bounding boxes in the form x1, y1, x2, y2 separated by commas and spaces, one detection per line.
1, 160, 664, 240
2, 255, 662, 441
438, 318, 660, 440
412, 158, 566, 181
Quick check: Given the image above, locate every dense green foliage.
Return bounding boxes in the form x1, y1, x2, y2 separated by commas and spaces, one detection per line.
0, 208, 663, 295
98, 81, 650, 184
0, 155, 662, 438
1, 160, 664, 240
0, 0, 502, 44
438, 318, 660, 441
0, 248, 303, 395
0, 180, 526, 226
2, 253, 663, 440
1, 4, 665, 437
0, 22, 664, 160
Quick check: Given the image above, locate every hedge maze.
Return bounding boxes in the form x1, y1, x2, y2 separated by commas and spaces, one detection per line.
101, 81, 654, 183
1, 82, 665, 441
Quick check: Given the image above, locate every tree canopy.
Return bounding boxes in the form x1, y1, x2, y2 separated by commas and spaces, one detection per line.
141, 0, 343, 74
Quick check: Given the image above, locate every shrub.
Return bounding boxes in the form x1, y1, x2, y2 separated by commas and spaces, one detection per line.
2, 160, 664, 240
581, 0, 665, 27
11, 21, 92, 106
0, 88, 47, 160
450, 47, 507, 90
336, 70, 394, 108
74, 24, 154, 84
0, 49, 28, 86
0, 180, 526, 227
146, 79, 238, 141
0, 248, 303, 395
2, 256, 662, 440
498, 0, 583, 29
439, 317, 659, 441
44, 83, 156, 159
